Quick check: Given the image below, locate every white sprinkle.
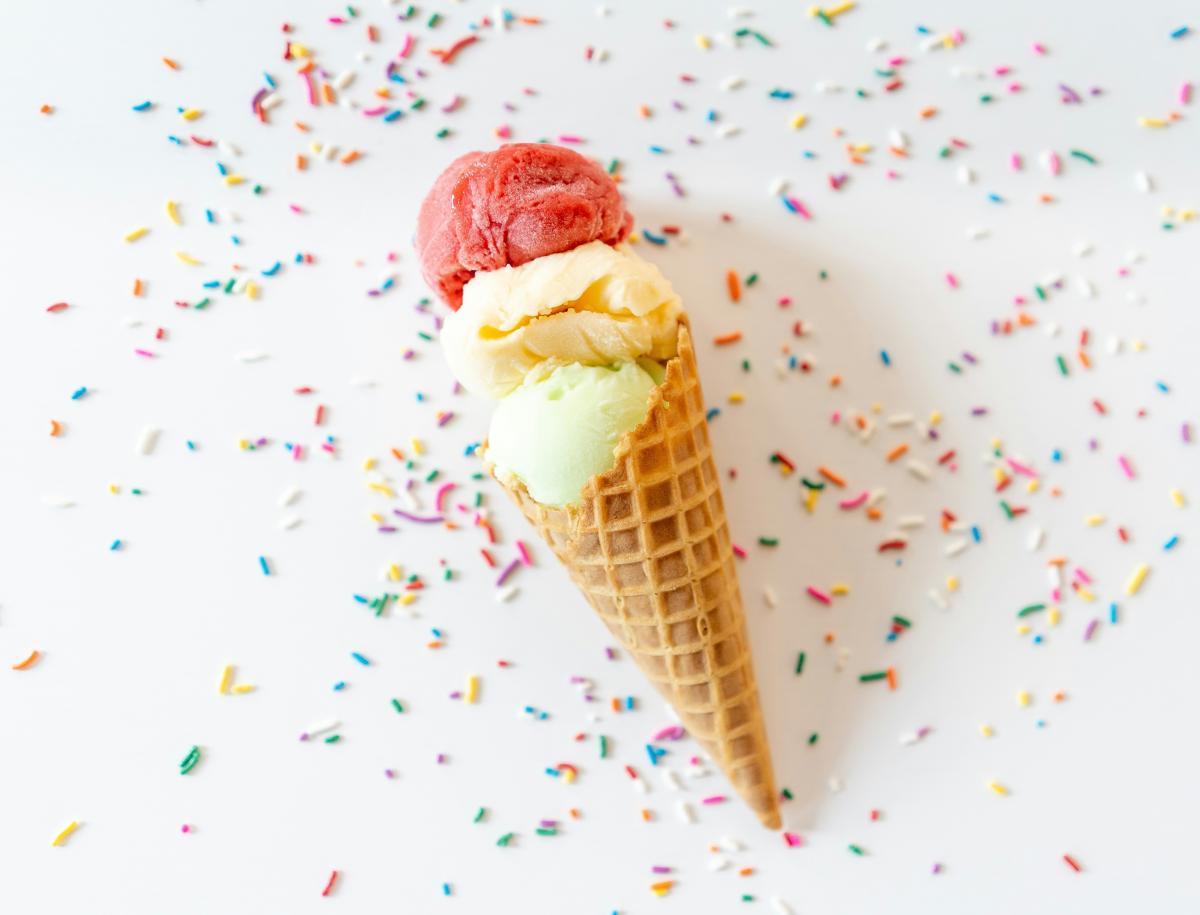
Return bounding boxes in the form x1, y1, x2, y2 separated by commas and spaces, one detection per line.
261, 92, 283, 110
945, 538, 969, 557
727, 5, 753, 17
888, 128, 908, 149
1126, 291, 1147, 306
279, 515, 302, 530
887, 413, 914, 427
1072, 240, 1094, 257
1076, 277, 1095, 299
495, 585, 518, 603
1044, 321, 1061, 337
136, 426, 160, 455
919, 35, 943, 52
1027, 527, 1045, 551
768, 176, 789, 196
322, 144, 338, 162
302, 719, 340, 739
720, 75, 745, 91
594, 4, 610, 17
719, 835, 743, 852
865, 488, 887, 509
965, 225, 989, 240
906, 459, 932, 481
41, 494, 75, 508
828, 776, 844, 793
715, 124, 741, 138
763, 586, 778, 609
1047, 564, 1063, 592
661, 768, 682, 790
928, 588, 948, 610
217, 140, 241, 157
956, 165, 974, 185
1125, 249, 1145, 264
1134, 170, 1153, 193
1106, 335, 1122, 354
814, 80, 843, 93
769, 897, 794, 915
897, 514, 925, 529
122, 315, 143, 327
236, 350, 268, 363
676, 801, 696, 823
708, 855, 731, 872
865, 37, 887, 52
348, 375, 376, 388
278, 485, 302, 507
835, 646, 850, 672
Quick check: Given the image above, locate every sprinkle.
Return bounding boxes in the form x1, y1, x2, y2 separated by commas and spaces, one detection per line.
351, 652, 370, 666
180, 745, 201, 775
51, 822, 80, 847
1124, 562, 1149, 595
988, 780, 1009, 796
1117, 455, 1135, 479
1063, 853, 1083, 872
465, 675, 479, 703
806, 586, 833, 605
124, 227, 149, 243
217, 664, 233, 694
258, 556, 271, 576
12, 650, 41, 671
714, 331, 743, 346
321, 870, 339, 897
726, 270, 741, 302
795, 652, 806, 674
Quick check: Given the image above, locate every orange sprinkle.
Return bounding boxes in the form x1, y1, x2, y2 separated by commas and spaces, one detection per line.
340, 150, 361, 165
641, 808, 653, 821
390, 448, 406, 461
1047, 556, 1068, 566
885, 443, 909, 462
293, 120, 311, 132
297, 60, 315, 75
637, 104, 651, 119
40, 104, 54, 114
611, 697, 621, 712
374, 87, 391, 98
296, 154, 307, 171
738, 867, 755, 877
818, 466, 846, 487
866, 507, 883, 520
132, 278, 144, 296
162, 57, 180, 70
713, 331, 743, 346
49, 420, 62, 437
919, 106, 938, 118
1017, 312, 1037, 327
427, 640, 443, 649
726, 270, 741, 302
889, 146, 909, 158
321, 82, 336, 104
823, 631, 836, 643
1078, 349, 1091, 369
568, 808, 581, 819
829, 374, 842, 387
1054, 691, 1067, 702
12, 650, 41, 671
886, 667, 897, 690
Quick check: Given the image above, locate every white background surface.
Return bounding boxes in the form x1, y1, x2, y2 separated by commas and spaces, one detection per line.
2, 1, 1198, 912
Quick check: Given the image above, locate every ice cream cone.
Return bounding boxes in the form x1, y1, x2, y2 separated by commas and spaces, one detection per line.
489, 321, 781, 829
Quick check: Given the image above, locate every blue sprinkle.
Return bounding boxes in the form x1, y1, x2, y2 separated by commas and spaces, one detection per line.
802, 150, 817, 159
788, 355, 797, 369
432, 628, 443, 638
333, 681, 346, 691
1155, 380, 1169, 393
205, 209, 215, 223
258, 555, 271, 576
641, 229, 667, 245
263, 72, 277, 88
351, 652, 370, 666
1164, 535, 1180, 551
545, 766, 560, 777
167, 135, 183, 145
186, 440, 195, 450
231, 236, 241, 246
648, 145, 668, 154
705, 407, 721, 422
987, 193, 1005, 203
646, 744, 666, 766
262, 261, 282, 276
383, 109, 404, 122
781, 196, 798, 214
353, 595, 368, 605
880, 350, 891, 366
970, 526, 981, 543
915, 24, 931, 34
1109, 602, 1118, 624
110, 539, 122, 551
442, 884, 451, 897
70, 386, 87, 400
1170, 25, 1190, 39
132, 100, 153, 111
705, 109, 718, 122
1033, 634, 1043, 644
216, 162, 228, 176
381, 277, 395, 290
416, 392, 425, 402
1051, 449, 1062, 462
768, 88, 794, 99
625, 696, 634, 710
202, 279, 220, 288
464, 442, 480, 456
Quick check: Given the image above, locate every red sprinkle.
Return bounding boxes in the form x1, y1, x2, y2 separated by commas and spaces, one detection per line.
877, 539, 907, 552
321, 870, 339, 897
47, 302, 70, 313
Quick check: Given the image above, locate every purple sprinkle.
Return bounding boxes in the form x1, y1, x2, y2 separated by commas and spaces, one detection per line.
1083, 618, 1099, 642
1058, 83, 1082, 104
569, 676, 588, 684
449, 691, 462, 699
932, 862, 943, 875
251, 87, 267, 113
384, 768, 396, 779
1183, 423, 1193, 443
437, 411, 455, 427
651, 866, 672, 874
539, 819, 557, 828
970, 407, 989, 416
496, 558, 521, 587
393, 509, 445, 523
436, 753, 446, 764
377, 525, 397, 533
605, 647, 617, 660
961, 351, 978, 364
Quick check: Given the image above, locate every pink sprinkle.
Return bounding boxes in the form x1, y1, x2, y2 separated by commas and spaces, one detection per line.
398, 34, 414, 58
435, 482, 456, 513
288, 204, 304, 214
495, 124, 511, 139
1045, 151, 1061, 176
557, 134, 584, 144
441, 94, 463, 113
945, 272, 959, 289
994, 65, 1012, 76
786, 196, 812, 219
838, 491, 869, 510
732, 544, 747, 559
783, 832, 803, 847
1083, 618, 1099, 642
1005, 457, 1038, 477
830, 409, 842, 425
292, 444, 302, 461
1074, 566, 1093, 585
516, 540, 532, 566
1183, 422, 1193, 443
181, 824, 191, 834
653, 725, 687, 741
1181, 82, 1193, 105
1117, 454, 1135, 479
134, 348, 155, 358
778, 296, 792, 307
700, 795, 727, 805
806, 585, 832, 606
363, 105, 389, 117
1032, 41, 1047, 54
1010, 152, 1023, 171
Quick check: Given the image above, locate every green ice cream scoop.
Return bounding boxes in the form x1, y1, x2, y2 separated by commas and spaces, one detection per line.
487, 360, 663, 506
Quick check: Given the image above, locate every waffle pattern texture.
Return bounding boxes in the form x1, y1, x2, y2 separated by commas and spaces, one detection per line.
492, 322, 781, 829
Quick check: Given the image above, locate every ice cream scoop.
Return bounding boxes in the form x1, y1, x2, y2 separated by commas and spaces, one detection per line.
416, 144, 632, 310
441, 240, 683, 399
487, 361, 663, 506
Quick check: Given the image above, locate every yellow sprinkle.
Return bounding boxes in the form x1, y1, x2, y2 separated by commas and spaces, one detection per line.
237, 438, 249, 450
849, 142, 872, 154
368, 511, 383, 524
1015, 623, 1030, 636
1181, 209, 1196, 221
1048, 606, 1061, 626
988, 780, 1009, 796
245, 281, 259, 300
108, 484, 119, 494
217, 664, 233, 695
941, 34, 955, 49
174, 250, 202, 266
51, 821, 79, 847
826, 0, 855, 15
1016, 690, 1031, 707
362, 457, 378, 471
180, 108, 203, 121
466, 675, 479, 704
124, 226, 149, 242
946, 575, 958, 592
290, 42, 310, 57
803, 487, 819, 514
992, 467, 1006, 485
1162, 205, 1176, 218
929, 410, 943, 426
728, 391, 745, 403
789, 112, 808, 129
387, 563, 403, 582
830, 583, 850, 595
1124, 562, 1149, 596
410, 437, 425, 456
309, 141, 323, 154
224, 174, 245, 186
627, 232, 640, 244
694, 34, 711, 50
165, 200, 181, 225
400, 592, 417, 606
978, 724, 993, 738
1137, 117, 1168, 128
1170, 488, 1186, 508
1084, 514, 1106, 527
1026, 478, 1039, 494
368, 482, 396, 498
1131, 339, 1147, 352
1076, 587, 1095, 603
231, 684, 256, 694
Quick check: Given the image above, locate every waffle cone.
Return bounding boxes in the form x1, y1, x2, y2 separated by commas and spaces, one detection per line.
490, 321, 780, 829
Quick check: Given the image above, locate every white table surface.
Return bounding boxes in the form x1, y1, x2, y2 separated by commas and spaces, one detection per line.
2, 1, 1198, 911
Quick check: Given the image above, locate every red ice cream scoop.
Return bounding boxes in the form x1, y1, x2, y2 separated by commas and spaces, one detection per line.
415, 143, 633, 310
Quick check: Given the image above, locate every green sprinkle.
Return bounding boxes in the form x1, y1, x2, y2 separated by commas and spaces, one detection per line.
417, 331, 434, 341
807, 732, 819, 745
892, 615, 912, 627
180, 746, 200, 775
1069, 149, 1097, 164
599, 735, 608, 758
324, 734, 341, 744
1000, 500, 1014, 520
410, 97, 426, 110
1018, 603, 1047, 617
741, 359, 751, 372
800, 478, 825, 490
606, 158, 619, 174
849, 844, 866, 856
443, 568, 452, 581
948, 362, 962, 374
858, 671, 887, 682
436, 128, 450, 139
742, 895, 755, 902
1035, 285, 1047, 301
980, 94, 994, 103
795, 651, 806, 675
496, 832, 514, 847
938, 146, 952, 158
473, 807, 487, 823
426, 12, 440, 27
223, 278, 235, 293
535, 827, 557, 837
855, 88, 868, 98
816, 10, 831, 26
750, 29, 771, 45
818, 269, 828, 280
745, 272, 759, 286
1056, 355, 1069, 376
425, 469, 440, 483
194, 297, 210, 310
758, 537, 779, 547
781, 787, 793, 800
252, 184, 263, 195
391, 698, 404, 713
